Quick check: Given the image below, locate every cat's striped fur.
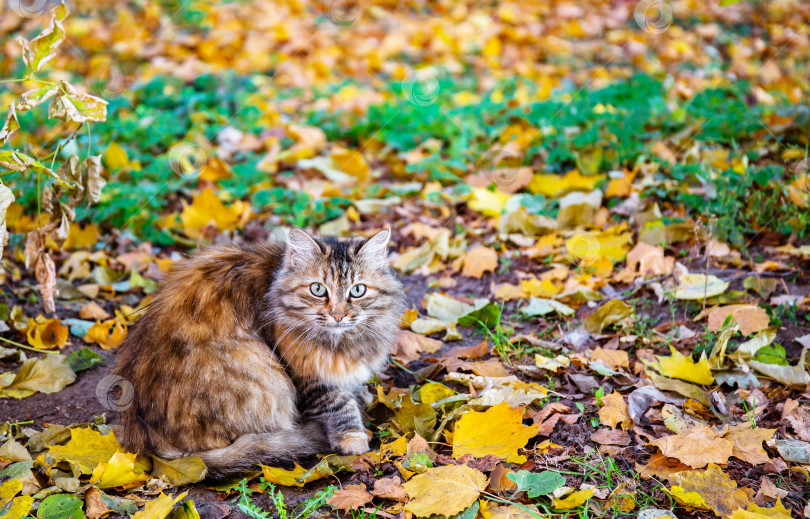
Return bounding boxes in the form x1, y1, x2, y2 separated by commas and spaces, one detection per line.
113, 229, 404, 479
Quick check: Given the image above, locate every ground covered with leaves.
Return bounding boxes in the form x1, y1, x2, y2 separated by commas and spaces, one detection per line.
0, 0, 809, 518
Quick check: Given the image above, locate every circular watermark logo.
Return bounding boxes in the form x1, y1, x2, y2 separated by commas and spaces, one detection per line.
168, 142, 208, 177
479, 147, 524, 191
328, 0, 360, 26
401, 69, 440, 107
96, 374, 135, 412
634, 0, 673, 34
87, 59, 126, 97
7, 0, 48, 18
564, 232, 602, 265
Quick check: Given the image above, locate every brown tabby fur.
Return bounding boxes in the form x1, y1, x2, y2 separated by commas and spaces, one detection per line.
113, 229, 403, 479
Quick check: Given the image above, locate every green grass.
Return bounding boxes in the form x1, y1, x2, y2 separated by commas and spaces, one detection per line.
236, 477, 335, 519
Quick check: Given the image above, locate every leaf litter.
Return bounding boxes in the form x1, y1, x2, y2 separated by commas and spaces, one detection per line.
1, 0, 810, 518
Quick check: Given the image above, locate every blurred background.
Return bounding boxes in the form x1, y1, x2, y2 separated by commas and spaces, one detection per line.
1, 0, 808, 250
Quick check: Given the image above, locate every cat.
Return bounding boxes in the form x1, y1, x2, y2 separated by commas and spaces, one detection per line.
113, 229, 404, 479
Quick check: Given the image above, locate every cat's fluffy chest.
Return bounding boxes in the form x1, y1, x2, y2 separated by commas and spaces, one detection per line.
275, 332, 387, 388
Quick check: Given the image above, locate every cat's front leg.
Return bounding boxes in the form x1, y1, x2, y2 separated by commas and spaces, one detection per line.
299, 384, 370, 455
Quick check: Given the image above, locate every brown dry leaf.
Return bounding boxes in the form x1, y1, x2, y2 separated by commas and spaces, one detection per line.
651, 425, 733, 469
370, 477, 407, 502
599, 391, 631, 430
452, 403, 539, 463
79, 302, 111, 320
326, 484, 373, 511
722, 424, 775, 465
707, 305, 770, 336
636, 452, 692, 482
35, 252, 57, 314
85, 487, 112, 519
393, 330, 442, 363
590, 428, 631, 446
403, 465, 487, 517
592, 347, 629, 369
460, 246, 498, 278
615, 242, 674, 282
668, 464, 751, 517
785, 405, 810, 442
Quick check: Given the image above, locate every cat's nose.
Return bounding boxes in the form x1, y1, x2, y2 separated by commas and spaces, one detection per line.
331, 313, 346, 322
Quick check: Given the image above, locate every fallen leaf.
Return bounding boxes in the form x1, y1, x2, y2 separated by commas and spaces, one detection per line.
452, 403, 539, 463
26, 315, 69, 350
131, 492, 188, 519
506, 470, 565, 498
675, 274, 729, 300
326, 484, 373, 511
651, 426, 733, 469
584, 299, 633, 333
84, 316, 127, 350
707, 305, 770, 336
668, 464, 750, 517
599, 391, 631, 430
460, 246, 498, 278
79, 302, 111, 320
403, 465, 487, 517
651, 346, 714, 385
552, 489, 595, 510
591, 347, 629, 369
370, 477, 407, 502
151, 456, 208, 486
722, 424, 775, 465
0, 479, 33, 519
0, 354, 76, 398
90, 450, 150, 489
393, 330, 442, 363
730, 500, 793, 519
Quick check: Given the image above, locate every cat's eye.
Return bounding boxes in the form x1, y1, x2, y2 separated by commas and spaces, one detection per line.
310, 283, 327, 297
350, 284, 367, 298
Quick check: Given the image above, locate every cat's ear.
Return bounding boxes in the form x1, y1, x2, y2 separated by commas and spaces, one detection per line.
358, 228, 391, 266
285, 229, 322, 266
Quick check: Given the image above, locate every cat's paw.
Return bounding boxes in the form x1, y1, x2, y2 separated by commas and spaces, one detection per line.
333, 431, 370, 455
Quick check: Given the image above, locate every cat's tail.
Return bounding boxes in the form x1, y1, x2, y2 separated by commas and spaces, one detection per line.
191, 422, 330, 480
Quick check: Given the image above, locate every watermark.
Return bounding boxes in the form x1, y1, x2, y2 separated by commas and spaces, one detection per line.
168, 141, 208, 177
564, 231, 602, 266
95, 374, 135, 412
401, 69, 440, 107
479, 147, 524, 191
87, 59, 126, 97
327, 0, 360, 26
634, 0, 673, 34
6, 0, 48, 18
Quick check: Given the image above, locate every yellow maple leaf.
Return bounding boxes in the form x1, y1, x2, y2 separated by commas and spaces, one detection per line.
598, 391, 631, 430
403, 465, 487, 518
331, 146, 369, 183
131, 492, 189, 519
521, 278, 560, 298
180, 187, 247, 239
723, 424, 775, 465
528, 170, 604, 198
104, 142, 129, 170
667, 464, 750, 517
552, 488, 595, 510
26, 315, 68, 350
451, 402, 539, 463
0, 479, 33, 519
730, 500, 793, 519
199, 156, 233, 182
651, 346, 714, 385
467, 187, 510, 217
90, 450, 150, 489
48, 427, 148, 475
63, 223, 100, 250
261, 464, 309, 487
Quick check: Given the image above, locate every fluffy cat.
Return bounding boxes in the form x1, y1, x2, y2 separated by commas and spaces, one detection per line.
113, 229, 404, 479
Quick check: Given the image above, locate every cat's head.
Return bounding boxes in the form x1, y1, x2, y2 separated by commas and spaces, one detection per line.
270, 229, 404, 343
